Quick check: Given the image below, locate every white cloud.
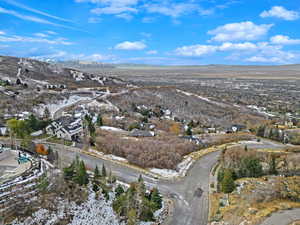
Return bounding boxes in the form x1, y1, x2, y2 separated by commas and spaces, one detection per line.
91, 6, 137, 15
175, 42, 259, 56
246, 54, 296, 64
114, 41, 146, 50
34, 32, 49, 38
260, 6, 299, 21
0, 33, 73, 45
174, 41, 298, 64
46, 30, 58, 35
3, 0, 73, 23
208, 21, 273, 42
32, 50, 115, 62
0, 6, 60, 26
175, 44, 217, 56
218, 42, 257, 51
78, 0, 139, 19
115, 13, 133, 20
0, 31, 5, 35
146, 50, 157, 55
270, 35, 300, 45
145, 2, 211, 18
83, 53, 113, 61
0, 7, 84, 32
244, 42, 297, 64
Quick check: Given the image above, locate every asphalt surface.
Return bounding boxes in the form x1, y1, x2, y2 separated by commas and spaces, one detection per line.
46, 140, 296, 225
50, 142, 219, 225
259, 208, 300, 225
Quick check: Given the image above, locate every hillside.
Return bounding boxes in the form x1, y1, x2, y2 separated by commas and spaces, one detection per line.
0, 55, 126, 88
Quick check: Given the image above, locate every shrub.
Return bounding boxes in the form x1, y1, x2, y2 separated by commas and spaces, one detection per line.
237, 156, 263, 178
221, 169, 235, 193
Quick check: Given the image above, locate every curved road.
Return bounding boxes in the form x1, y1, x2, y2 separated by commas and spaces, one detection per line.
48, 142, 219, 225
44, 140, 297, 225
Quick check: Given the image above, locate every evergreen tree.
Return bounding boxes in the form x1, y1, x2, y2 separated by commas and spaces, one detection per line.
63, 162, 75, 180
44, 107, 51, 120
221, 169, 235, 193
102, 164, 107, 177
185, 126, 192, 136
257, 125, 265, 137
238, 156, 263, 178
269, 128, 274, 139
150, 188, 162, 210
94, 165, 101, 179
92, 166, 101, 192
92, 183, 100, 192
269, 154, 278, 175
75, 160, 89, 185
96, 114, 103, 126
115, 185, 125, 197
138, 174, 143, 182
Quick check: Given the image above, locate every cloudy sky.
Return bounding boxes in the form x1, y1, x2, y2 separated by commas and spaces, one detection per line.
0, 0, 299, 65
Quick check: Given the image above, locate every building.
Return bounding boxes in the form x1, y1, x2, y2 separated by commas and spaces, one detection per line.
227, 124, 247, 133
46, 116, 83, 141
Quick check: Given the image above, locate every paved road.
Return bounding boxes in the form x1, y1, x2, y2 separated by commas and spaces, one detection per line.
259, 209, 300, 225
44, 140, 297, 225
48, 142, 219, 225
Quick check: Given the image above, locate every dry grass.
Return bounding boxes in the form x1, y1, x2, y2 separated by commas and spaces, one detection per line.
209, 176, 300, 225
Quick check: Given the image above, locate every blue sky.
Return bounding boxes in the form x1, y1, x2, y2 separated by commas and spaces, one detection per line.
0, 0, 300, 65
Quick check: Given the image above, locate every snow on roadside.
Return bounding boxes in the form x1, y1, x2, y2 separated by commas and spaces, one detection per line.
150, 156, 195, 179
88, 148, 128, 163
238, 140, 261, 145
150, 168, 178, 178
100, 126, 126, 133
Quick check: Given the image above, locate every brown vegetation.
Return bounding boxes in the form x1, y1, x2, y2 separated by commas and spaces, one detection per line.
95, 131, 197, 169
35, 144, 48, 155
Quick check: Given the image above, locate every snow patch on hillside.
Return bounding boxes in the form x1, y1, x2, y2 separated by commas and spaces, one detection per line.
11, 187, 123, 225
35, 95, 92, 118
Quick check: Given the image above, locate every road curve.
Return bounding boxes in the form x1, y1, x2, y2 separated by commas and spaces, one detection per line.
44, 139, 292, 225
47, 142, 220, 225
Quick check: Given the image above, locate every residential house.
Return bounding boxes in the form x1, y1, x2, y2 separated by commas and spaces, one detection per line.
227, 124, 247, 133
180, 136, 206, 146
46, 116, 83, 141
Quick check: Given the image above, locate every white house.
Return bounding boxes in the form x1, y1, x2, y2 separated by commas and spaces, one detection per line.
46, 116, 83, 141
